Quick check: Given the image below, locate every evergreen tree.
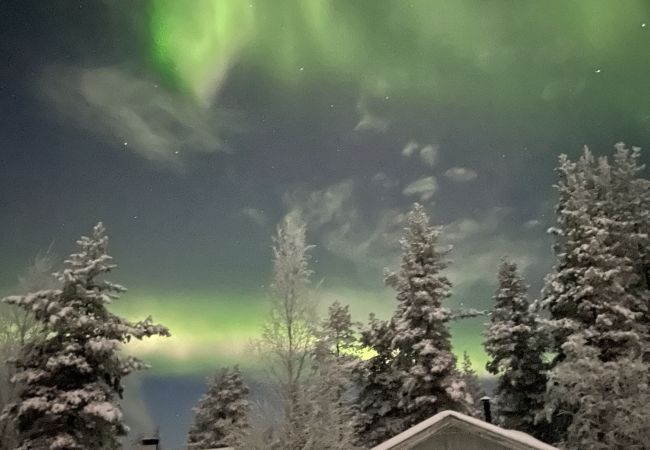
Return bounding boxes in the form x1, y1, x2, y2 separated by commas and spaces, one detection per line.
459, 351, 484, 418
610, 143, 650, 333
187, 366, 250, 450
544, 335, 650, 449
386, 203, 471, 428
354, 204, 477, 446
541, 148, 647, 361
0, 223, 169, 450
352, 314, 402, 448
540, 146, 650, 446
321, 301, 359, 359
484, 259, 549, 439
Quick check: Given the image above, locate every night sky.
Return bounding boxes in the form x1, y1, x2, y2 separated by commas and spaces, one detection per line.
2, 1, 650, 447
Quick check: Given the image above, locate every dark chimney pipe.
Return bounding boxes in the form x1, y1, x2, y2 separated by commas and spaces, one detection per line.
480, 396, 492, 424
141, 437, 159, 450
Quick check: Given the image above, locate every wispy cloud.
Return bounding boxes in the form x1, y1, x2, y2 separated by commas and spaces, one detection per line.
419, 144, 439, 167
240, 207, 268, 227
402, 140, 419, 157
442, 207, 550, 294
284, 181, 356, 228
444, 166, 478, 182
402, 176, 438, 201
40, 65, 235, 167
284, 181, 403, 279
354, 98, 389, 133
371, 172, 399, 190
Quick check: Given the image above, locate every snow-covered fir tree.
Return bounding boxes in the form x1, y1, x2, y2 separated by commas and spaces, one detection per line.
257, 213, 317, 450
354, 204, 477, 446
459, 351, 484, 418
386, 203, 471, 428
484, 258, 550, 440
187, 366, 250, 450
0, 223, 169, 450
540, 146, 650, 446
610, 143, 650, 334
541, 147, 647, 361
544, 335, 650, 449
352, 314, 402, 448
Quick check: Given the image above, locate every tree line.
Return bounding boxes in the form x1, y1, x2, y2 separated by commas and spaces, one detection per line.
0, 143, 648, 449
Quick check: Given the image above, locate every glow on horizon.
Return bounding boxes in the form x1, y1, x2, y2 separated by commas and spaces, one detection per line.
113, 289, 490, 376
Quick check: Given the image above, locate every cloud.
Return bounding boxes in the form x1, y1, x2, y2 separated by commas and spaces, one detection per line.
524, 219, 541, 229
41, 65, 234, 166
284, 181, 403, 279
284, 181, 356, 228
283, 183, 551, 312
322, 208, 404, 276
371, 172, 399, 190
442, 207, 550, 298
402, 140, 419, 157
354, 100, 389, 133
240, 207, 267, 226
354, 78, 391, 133
419, 144, 439, 167
402, 176, 438, 201
444, 166, 478, 182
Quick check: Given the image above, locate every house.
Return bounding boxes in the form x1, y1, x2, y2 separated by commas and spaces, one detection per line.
371, 410, 559, 450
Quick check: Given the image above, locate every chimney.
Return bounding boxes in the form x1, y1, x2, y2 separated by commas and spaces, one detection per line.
140, 437, 159, 450
480, 396, 492, 424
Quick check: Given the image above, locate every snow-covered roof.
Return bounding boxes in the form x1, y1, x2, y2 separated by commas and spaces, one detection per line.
371, 410, 559, 450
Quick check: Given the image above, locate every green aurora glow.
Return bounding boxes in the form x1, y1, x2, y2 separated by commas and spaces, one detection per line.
148, 0, 650, 121
111, 289, 490, 376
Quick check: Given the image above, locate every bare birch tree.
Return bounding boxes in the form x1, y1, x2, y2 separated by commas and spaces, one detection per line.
0, 247, 58, 450
257, 213, 317, 449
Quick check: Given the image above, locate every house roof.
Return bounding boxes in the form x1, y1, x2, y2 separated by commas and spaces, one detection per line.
371, 410, 559, 450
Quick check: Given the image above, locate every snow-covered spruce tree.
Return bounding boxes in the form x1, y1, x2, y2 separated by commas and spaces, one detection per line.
0, 223, 169, 450
539, 147, 650, 446
610, 143, 650, 331
257, 213, 317, 450
352, 314, 402, 448
484, 259, 550, 440
544, 335, 650, 449
385, 203, 472, 429
459, 351, 484, 418
187, 366, 250, 450
540, 148, 647, 361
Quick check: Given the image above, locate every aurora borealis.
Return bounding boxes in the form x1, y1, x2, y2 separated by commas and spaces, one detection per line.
2, 0, 650, 446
